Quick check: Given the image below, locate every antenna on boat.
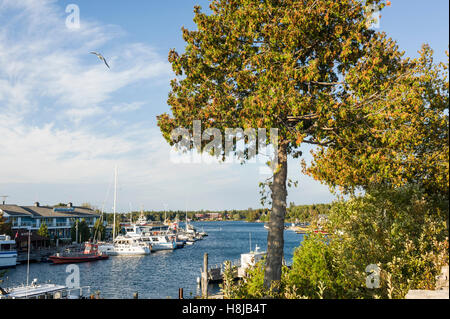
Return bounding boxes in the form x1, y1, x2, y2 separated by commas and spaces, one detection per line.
249, 233, 252, 252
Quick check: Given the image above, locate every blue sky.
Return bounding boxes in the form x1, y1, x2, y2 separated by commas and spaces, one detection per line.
0, 0, 448, 212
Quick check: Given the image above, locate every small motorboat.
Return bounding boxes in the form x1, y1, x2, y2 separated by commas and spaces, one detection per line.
48, 243, 109, 264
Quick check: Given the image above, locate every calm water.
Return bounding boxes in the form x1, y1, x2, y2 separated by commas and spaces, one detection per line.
1, 221, 304, 299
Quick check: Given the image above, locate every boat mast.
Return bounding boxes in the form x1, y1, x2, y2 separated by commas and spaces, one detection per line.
162, 203, 168, 224
25, 227, 31, 298
113, 165, 117, 241
129, 202, 132, 225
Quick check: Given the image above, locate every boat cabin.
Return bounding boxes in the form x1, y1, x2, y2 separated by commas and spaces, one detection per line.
0, 280, 91, 299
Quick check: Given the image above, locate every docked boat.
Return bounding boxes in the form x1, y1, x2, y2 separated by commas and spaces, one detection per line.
147, 235, 176, 252
174, 239, 186, 249
0, 279, 91, 299
48, 243, 109, 264
123, 224, 176, 252
238, 245, 266, 278
0, 234, 17, 269
98, 235, 150, 256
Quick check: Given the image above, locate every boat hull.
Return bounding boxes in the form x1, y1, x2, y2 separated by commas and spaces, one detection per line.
98, 244, 150, 256
107, 249, 150, 256
48, 255, 109, 264
150, 242, 176, 252
0, 251, 18, 268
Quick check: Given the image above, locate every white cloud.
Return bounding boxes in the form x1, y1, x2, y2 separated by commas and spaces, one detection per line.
111, 102, 145, 113
0, 0, 171, 185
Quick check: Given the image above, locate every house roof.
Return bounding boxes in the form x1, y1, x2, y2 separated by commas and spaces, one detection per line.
0, 204, 100, 218
0, 205, 31, 217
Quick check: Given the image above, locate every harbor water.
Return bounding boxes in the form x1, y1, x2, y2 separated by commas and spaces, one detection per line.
1, 221, 305, 299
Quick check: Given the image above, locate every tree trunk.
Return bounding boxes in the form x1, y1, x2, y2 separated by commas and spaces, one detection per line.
263, 141, 288, 291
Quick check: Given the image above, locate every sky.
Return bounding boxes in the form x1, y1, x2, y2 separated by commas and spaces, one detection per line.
0, 0, 448, 212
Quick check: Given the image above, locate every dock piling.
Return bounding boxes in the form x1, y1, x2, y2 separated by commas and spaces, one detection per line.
201, 253, 209, 298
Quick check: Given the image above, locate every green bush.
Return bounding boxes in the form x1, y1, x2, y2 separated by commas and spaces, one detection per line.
224, 185, 448, 299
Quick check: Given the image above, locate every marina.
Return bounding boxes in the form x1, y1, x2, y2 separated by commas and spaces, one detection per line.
0, 221, 304, 299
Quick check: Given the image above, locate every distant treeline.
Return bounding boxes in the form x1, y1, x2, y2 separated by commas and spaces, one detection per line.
102, 203, 331, 224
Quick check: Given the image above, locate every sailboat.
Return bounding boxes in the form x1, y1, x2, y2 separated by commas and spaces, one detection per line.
98, 166, 150, 256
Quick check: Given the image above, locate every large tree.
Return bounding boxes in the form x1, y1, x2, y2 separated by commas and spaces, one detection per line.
158, 0, 425, 290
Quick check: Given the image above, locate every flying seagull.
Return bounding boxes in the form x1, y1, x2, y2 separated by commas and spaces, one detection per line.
90, 51, 110, 69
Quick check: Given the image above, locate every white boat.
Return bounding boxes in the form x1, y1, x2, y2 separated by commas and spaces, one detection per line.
0, 278, 91, 299
237, 245, 266, 278
0, 234, 17, 269
123, 224, 176, 252
98, 235, 150, 256
146, 235, 176, 251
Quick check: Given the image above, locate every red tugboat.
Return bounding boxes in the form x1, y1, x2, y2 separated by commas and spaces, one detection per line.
49, 243, 109, 264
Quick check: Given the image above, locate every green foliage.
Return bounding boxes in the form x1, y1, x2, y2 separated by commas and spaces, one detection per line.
0, 212, 12, 236
70, 219, 91, 243
305, 47, 449, 200
37, 222, 49, 238
327, 185, 448, 298
221, 258, 292, 299
224, 186, 448, 299
93, 218, 106, 241
288, 234, 335, 298
220, 261, 237, 298
286, 203, 331, 223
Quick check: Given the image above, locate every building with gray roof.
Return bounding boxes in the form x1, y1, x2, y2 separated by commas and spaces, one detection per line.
0, 202, 101, 241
